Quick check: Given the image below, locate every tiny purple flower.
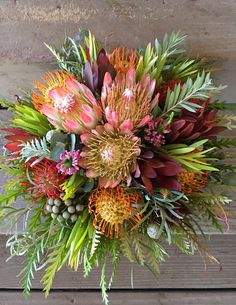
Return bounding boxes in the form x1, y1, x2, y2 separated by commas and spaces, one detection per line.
56, 150, 80, 175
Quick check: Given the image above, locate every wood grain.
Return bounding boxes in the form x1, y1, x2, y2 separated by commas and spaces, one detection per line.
0, 0, 236, 62
0, 235, 235, 289
0, 290, 236, 305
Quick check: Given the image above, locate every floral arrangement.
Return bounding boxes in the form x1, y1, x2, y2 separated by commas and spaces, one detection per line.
0, 31, 236, 304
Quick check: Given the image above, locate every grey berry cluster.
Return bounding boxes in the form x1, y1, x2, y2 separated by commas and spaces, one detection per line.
45, 192, 84, 223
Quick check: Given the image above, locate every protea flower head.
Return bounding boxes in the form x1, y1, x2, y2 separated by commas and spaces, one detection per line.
32, 70, 102, 133
101, 67, 159, 132
21, 158, 67, 200
80, 125, 141, 188
178, 170, 208, 194
109, 47, 138, 74
89, 186, 141, 238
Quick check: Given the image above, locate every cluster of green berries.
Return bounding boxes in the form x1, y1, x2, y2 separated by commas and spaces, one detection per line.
45, 192, 84, 223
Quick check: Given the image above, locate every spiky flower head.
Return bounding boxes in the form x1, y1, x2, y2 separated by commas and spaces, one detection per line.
80, 125, 141, 187
56, 150, 81, 175
178, 170, 208, 194
89, 186, 141, 239
32, 70, 102, 133
109, 47, 138, 74
101, 67, 159, 132
22, 159, 66, 199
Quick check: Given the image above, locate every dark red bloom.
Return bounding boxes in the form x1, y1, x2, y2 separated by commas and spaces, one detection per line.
166, 101, 226, 143
134, 151, 183, 193
2, 128, 36, 152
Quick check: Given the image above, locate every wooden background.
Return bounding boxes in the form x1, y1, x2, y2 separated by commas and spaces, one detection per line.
0, 1, 236, 304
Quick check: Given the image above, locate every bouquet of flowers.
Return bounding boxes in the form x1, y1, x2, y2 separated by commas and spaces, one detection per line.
0, 31, 236, 304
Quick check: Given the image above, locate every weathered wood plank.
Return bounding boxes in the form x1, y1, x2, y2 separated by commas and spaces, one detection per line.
0, 0, 236, 62
0, 290, 236, 305
0, 235, 235, 289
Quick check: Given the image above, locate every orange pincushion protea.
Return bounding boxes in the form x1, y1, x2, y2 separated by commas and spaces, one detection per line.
89, 187, 141, 239
109, 47, 138, 74
178, 170, 208, 194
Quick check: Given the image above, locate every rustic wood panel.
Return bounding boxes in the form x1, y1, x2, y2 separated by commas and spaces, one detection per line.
0, 235, 235, 289
0, 0, 236, 63
0, 290, 236, 305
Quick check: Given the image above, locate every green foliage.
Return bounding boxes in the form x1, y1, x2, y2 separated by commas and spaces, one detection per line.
136, 43, 158, 80
41, 231, 70, 297
160, 139, 218, 171
84, 31, 99, 63
45, 31, 98, 79
20, 137, 50, 164
0, 97, 14, 109
216, 114, 236, 130
61, 173, 86, 200
207, 100, 236, 111
153, 32, 186, 85
161, 72, 224, 116
18, 234, 46, 295
167, 58, 209, 81
210, 137, 236, 149
12, 104, 52, 136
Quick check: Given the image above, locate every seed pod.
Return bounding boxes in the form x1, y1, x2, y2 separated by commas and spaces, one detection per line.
46, 205, 53, 212
52, 206, 59, 214
62, 211, 70, 220
51, 213, 57, 219
47, 198, 54, 206
71, 214, 78, 222
59, 192, 65, 199
54, 199, 62, 207
57, 215, 64, 222
68, 206, 76, 214
147, 223, 159, 239
76, 204, 84, 212
64, 199, 72, 206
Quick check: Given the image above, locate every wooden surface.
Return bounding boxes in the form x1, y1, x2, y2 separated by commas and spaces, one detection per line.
0, 0, 236, 62
1, 1, 236, 303
0, 235, 235, 289
0, 291, 236, 305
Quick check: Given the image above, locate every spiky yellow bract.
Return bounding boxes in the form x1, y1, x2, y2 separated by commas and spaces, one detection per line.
89, 186, 141, 239
80, 126, 141, 188
33, 71, 73, 111
178, 170, 208, 194
32, 70, 102, 133
109, 47, 138, 74
101, 67, 159, 132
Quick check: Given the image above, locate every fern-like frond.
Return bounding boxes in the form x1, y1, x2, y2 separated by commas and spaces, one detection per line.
20, 137, 50, 164
90, 230, 101, 258
161, 72, 224, 116
210, 137, 236, 149
216, 114, 236, 130
41, 233, 69, 297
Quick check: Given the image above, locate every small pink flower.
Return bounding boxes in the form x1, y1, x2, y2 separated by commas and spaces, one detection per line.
56, 150, 81, 175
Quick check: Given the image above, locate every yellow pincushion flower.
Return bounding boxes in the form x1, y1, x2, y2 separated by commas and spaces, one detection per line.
89, 186, 141, 239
